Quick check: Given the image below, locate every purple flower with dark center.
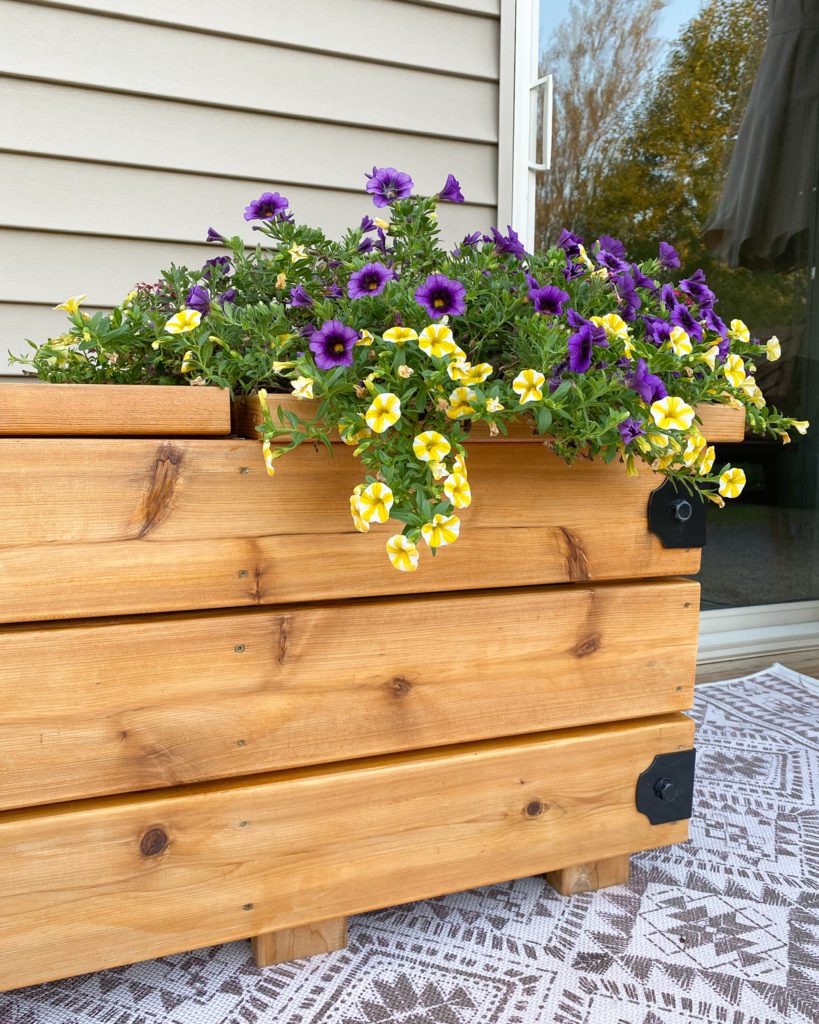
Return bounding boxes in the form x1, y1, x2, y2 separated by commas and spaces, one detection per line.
701, 308, 727, 337
206, 226, 224, 243
358, 237, 374, 254
462, 231, 482, 247
679, 268, 715, 309
324, 283, 344, 299
243, 191, 289, 221
567, 323, 600, 373
597, 249, 629, 276
659, 241, 680, 270
566, 308, 586, 329
628, 358, 668, 404
488, 225, 526, 259
360, 215, 376, 233
217, 288, 237, 307
563, 259, 586, 282
529, 283, 569, 315
365, 166, 414, 207
660, 283, 678, 309
618, 417, 646, 445
643, 316, 674, 347
598, 234, 626, 259
348, 262, 394, 299
415, 273, 466, 317
557, 228, 582, 258
202, 256, 231, 280
630, 263, 655, 290
670, 302, 703, 341
716, 337, 730, 360
613, 272, 641, 321
308, 319, 357, 370
288, 284, 313, 308
185, 285, 211, 316
437, 173, 465, 203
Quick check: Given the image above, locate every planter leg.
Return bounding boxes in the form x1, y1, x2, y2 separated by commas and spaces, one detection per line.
545, 854, 631, 896
251, 917, 348, 967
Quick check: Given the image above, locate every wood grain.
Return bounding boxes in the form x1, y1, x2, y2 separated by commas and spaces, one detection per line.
0, 384, 231, 437
0, 714, 694, 992
0, 579, 699, 809
251, 919, 348, 967
0, 438, 701, 620
545, 854, 631, 895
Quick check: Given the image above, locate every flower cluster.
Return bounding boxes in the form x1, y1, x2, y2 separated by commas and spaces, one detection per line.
23, 167, 808, 571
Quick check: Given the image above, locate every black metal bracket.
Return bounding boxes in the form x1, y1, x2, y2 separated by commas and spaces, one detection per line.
636, 748, 696, 825
647, 479, 707, 548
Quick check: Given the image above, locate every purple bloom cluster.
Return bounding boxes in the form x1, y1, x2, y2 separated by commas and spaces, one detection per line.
185, 284, 236, 316
288, 284, 313, 308
202, 256, 232, 280
618, 417, 646, 445
309, 320, 357, 369
437, 173, 465, 204
365, 166, 414, 208
658, 241, 680, 270
244, 192, 289, 222
348, 262, 394, 300
526, 275, 569, 316
415, 274, 466, 318
628, 359, 667, 404
487, 225, 526, 259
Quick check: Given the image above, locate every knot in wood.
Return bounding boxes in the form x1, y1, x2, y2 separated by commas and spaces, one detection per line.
140, 826, 169, 857
525, 800, 546, 818
388, 676, 413, 697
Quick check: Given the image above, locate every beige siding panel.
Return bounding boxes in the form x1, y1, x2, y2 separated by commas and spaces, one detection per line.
404, 0, 499, 15
27, 0, 500, 80
0, 80, 498, 206
0, 4, 497, 142
0, 155, 495, 246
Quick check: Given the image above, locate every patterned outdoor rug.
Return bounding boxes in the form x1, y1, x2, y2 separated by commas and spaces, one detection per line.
3, 663, 818, 1024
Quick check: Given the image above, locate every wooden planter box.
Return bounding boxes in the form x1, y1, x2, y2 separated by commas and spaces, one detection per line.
0, 383, 744, 992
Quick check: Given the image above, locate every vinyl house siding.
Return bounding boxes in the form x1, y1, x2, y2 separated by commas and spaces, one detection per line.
0, 0, 507, 374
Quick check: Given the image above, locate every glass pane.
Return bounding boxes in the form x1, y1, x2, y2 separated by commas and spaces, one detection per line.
536, 0, 819, 610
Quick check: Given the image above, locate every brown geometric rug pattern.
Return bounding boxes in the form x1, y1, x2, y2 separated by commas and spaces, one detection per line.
3, 664, 818, 1024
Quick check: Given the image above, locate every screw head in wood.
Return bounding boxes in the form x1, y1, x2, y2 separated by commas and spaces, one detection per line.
235, 644, 246, 653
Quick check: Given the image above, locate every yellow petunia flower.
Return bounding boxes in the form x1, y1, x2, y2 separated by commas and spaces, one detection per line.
374, 217, 390, 231
413, 430, 451, 463
590, 312, 630, 342
287, 244, 307, 263
54, 294, 87, 314
386, 534, 419, 572
181, 350, 194, 373
668, 326, 693, 357
349, 491, 370, 533
356, 329, 375, 347
461, 362, 493, 385
682, 431, 706, 466
707, 492, 726, 508
719, 467, 746, 498
723, 354, 746, 388
650, 396, 696, 431
727, 319, 750, 343
766, 335, 781, 361
512, 369, 545, 405
452, 452, 467, 478
698, 345, 720, 371
275, 272, 287, 289
382, 326, 418, 346
446, 386, 477, 419
791, 420, 810, 435
419, 324, 458, 359
575, 244, 594, 270
421, 512, 460, 548
443, 472, 471, 509
165, 309, 202, 334
292, 375, 314, 399
357, 481, 394, 523
429, 460, 449, 480
262, 440, 278, 477
698, 445, 715, 475
365, 392, 401, 433
485, 396, 504, 413
340, 425, 371, 446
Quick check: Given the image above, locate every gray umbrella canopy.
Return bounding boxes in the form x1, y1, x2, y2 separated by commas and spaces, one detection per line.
704, 0, 819, 269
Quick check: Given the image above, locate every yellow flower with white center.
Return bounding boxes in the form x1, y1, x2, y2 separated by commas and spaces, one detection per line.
382, 326, 418, 346
365, 392, 401, 433
413, 430, 451, 464
349, 492, 370, 534
766, 335, 781, 361
650, 396, 696, 431
357, 481, 394, 523
443, 472, 471, 509
668, 326, 693, 356
275, 272, 287, 289
446, 386, 477, 419
356, 329, 375, 347
386, 534, 419, 572
54, 294, 87, 314
419, 324, 457, 359
590, 313, 630, 342
447, 358, 469, 382
374, 217, 390, 231
512, 368, 545, 405
698, 345, 720, 371
421, 513, 460, 549
575, 244, 594, 270
165, 309, 202, 334
791, 420, 810, 435
429, 460, 449, 480
699, 445, 715, 475
719, 467, 746, 498
682, 431, 706, 466
262, 440, 278, 477
461, 362, 493, 385
728, 319, 750, 343
485, 396, 504, 413
292, 376, 314, 399
287, 244, 307, 263
452, 452, 467, 478
181, 350, 194, 373
723, 354, 746, 388
397, 364, 414, 379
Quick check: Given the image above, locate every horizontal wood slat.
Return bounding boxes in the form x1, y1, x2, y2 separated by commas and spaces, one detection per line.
0, 579, 699, 809
0, 383, 230, 436
0, 438, 701, 620
1, 4, 498, 143
0, 713, 693, 991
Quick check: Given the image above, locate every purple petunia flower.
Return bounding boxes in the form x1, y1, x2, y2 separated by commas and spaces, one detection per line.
358, 237, 374, 254
365, 166, 414, 208
415, 273, 466, 317
308, 319, 358, 370
597, 249, 629, 276
487, 225, 526, 259
288, 284, 313, 308
360, 215, 376, 233
670, 302, 703, 341
702, 307, 727, 337
462, 231, 482, 247
437, 173, 465, 203
628, 358, 668, 404
660, 283, 678, 309
529, 283, 569, 316
658, 241, 680, 270
202, 256, 232, 280
716, 337, 730, 360
324, 283, 344, 299
243, 191, 289, 222
562, 259, 586, 282
348, 262, 394, 299
217, 288, 237, 307
206, 226, 224, 243
185, 285, 211, 316
598, 234, 626, 259
618, 417, 646, 445
567, 322, 599, 373
679, 269, 716, 310
557, 228, 583, 258
630, 263, 655, 291
643, 316, 673, 347
373, 227, 388, 254
613, 272, 641, 321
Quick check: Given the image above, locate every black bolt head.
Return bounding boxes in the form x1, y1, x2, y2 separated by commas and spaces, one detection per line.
670, 498, 693, 523
654, 777, 680, 802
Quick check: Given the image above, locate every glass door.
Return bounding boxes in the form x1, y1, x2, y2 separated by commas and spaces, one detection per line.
517, 0, 819, 623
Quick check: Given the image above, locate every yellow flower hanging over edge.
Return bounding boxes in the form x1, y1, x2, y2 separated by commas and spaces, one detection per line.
386, 534, 419, 572
421, 513, 460, 549
443, 472, 471, 509
262, 440, 278, 477
365, 392, 401, 433
165, 309, 202, 334
723, 354, 746, 388
650, 396, 696, 431
292, 376, 314, 399
512, 369, 545, 405
412, 430, 451, 463
718, 467, 746, 498
446, 386, 477, 419
357, 481, 394, 523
